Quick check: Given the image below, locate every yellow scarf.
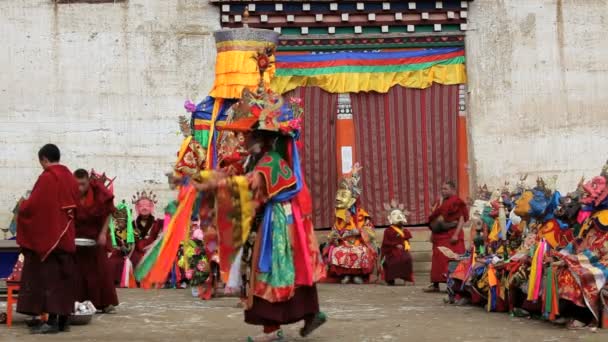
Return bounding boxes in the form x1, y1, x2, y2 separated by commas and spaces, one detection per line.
391, 226, 410, 251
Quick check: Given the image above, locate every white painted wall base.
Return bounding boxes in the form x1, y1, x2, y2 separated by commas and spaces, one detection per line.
0, 0, 220, 223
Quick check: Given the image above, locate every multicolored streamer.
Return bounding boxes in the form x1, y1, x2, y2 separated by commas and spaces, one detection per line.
271, 47, 467, 94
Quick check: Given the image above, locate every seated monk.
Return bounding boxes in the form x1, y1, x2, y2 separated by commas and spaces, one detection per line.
130, 191, 163, 268
326, 164, 377, 284
381, 200, 413, 285
425, 181, 468, 293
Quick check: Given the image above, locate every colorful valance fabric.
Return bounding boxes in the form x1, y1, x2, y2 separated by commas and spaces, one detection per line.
271, 47, 466, 94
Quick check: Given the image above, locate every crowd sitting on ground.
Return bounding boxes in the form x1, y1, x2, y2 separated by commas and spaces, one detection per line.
435, 164, 608, 330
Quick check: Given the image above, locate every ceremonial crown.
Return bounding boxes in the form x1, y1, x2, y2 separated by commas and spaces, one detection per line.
132, 190, 158, 205
113, 200, 130, 220
383, 199, 410, 217
338, 163, 363, 198
475, 184, 492, 201
219, 46, 304, 137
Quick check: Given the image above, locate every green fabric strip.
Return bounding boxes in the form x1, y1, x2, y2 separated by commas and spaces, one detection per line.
257, 204, 295, 288
109, 218, 118, 247
193, 130, 209, 148
134, 237, 162, 281
544, 266, 554, 317
275, 56, 465, 76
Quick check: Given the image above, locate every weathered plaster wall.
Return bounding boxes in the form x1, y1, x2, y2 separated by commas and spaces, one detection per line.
0, 0, 220, 224
466, 0, 608, 192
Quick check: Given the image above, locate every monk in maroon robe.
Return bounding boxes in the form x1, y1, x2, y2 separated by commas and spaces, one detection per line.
16, 144, 80, 334
425, 181, 468, 293
73, 169, 119, 312
382, 226, 414, 285
381, 203, 414, 285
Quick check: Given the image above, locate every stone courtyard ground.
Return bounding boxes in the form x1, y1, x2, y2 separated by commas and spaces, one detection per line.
1, 284, 606, 342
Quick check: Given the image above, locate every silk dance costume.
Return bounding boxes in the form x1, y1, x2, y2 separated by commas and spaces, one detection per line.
137, 29, 327, 342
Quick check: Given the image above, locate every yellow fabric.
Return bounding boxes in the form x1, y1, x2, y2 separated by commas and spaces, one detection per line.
210, 50, 276, 99
487, 265, 498, 312
235, 175, 254, 244
538, 221, 559, 249
271, 63, 466, 94
193, 119, 226, 127
526, 244, 541, 301
391, 226, 411, 251
488, 220, 500, 243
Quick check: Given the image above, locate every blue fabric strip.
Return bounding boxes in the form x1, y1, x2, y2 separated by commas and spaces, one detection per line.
258, 139, 303, 273
276, 47, 463, 63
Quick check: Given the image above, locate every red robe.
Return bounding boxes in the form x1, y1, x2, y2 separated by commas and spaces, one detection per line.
75, 180, 119, 308
17, 164, 80, 258
381, 226, 414, 282
16, 164, 80, 316
428, 195, 468, 283
131, 216, 163, 267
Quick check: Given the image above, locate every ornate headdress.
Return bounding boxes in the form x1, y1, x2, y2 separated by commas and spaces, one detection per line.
476, 184, 492, 201
514, 174, 529, 195
90, 169, 116, 194
109, 200, 134, 247
338, 163, 363, 199
219, 44, 304, 137
178, 115, 191, 138
132, 190, 158, 205
383, 199, 410, 217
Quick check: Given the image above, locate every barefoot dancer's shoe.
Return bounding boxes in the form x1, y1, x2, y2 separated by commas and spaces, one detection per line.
353, 276, 364, 285
246, 329, 285, 342
300, 312, 328, 338
341, 276, 351, 284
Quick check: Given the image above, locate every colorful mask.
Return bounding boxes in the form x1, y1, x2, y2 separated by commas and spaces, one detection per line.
132, 191, 158, 217
555, 194, 581, 223
581, 176, 608, 207
514, 190, 533, 218
383, 199, 409, 226
336, 163, 362, 210
529, 188, 550, 218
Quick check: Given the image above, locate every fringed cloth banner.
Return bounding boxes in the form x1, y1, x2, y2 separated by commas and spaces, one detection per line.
271, 48, 466, 94
210, 29, 279, 99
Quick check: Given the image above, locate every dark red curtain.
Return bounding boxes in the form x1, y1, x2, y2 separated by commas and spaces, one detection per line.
350, 84, 459, 225
285, 87, 339, 229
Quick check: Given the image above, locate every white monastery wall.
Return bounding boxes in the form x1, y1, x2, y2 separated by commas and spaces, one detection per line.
3, 0, 608, 224
0, 0, 220, 223
466, 0, 608, 193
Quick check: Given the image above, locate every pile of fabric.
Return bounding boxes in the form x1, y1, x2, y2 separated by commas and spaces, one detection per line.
446, 162, 608, 329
